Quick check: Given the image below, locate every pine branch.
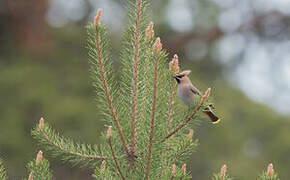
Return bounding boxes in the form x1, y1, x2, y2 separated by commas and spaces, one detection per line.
136, 21, 155, 124
117, 1, 152, 170
27, 151, 53, 180
32, 118, 106, 168
40, 129, 105, 160
144, 38, 162, 180
130, 0, 143, 156
0, 159, 7, 180
106, 127, 126, 180
161, 88, 211, 143
167, 79, 175, 129
160, 55, 178, 177
94, 10, 129, 155
167, 54, 179, 129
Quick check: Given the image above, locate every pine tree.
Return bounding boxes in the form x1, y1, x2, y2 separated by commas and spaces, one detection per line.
32, 0, 210, 178
0, 0, 282, 179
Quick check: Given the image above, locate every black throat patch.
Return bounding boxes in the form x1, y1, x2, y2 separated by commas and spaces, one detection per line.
174, 77, 181, 84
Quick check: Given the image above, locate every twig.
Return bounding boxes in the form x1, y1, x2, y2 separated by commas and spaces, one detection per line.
144, 40, 160, 180
167, 80, 175, 129
130, 0, 142, 156
109, 140, 126, 180
159, 79, 175, 178
107, 127, 126, 180
39, 129, 106, 160
160, 88, 211, 143
137, 22, 155, 123
94, 10, 129, 155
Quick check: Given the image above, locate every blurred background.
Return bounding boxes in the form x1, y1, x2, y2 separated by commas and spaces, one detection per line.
1, 0, 290, 179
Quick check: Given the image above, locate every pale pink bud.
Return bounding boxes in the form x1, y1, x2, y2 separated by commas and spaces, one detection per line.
202, 88, 211, 101
267, 163, 274, 178
28, 172, 33, 180
187, 129, 194, 140
100, 160, 106, 173
182, 164, 187, 175
145, 21, 154, 41
169, 54, 179, 74
171, 164, 176, 177
107, 126, 112, 139
35, 151, 43, 165
94, 9, 102, 27
220, 164, 227, 180
153, 37, 162, 55
39, 117, 44, 130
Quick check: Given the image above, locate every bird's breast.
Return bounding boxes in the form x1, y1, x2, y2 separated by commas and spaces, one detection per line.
177, 85, 195, 106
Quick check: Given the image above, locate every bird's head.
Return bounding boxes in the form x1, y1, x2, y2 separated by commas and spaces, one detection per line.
173, 70, 191, 84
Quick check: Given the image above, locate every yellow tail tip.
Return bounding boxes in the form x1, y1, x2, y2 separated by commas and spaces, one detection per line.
212, 119, 221, 124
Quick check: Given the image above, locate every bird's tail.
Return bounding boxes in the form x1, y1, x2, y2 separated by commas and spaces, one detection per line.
203, 105, 220, 124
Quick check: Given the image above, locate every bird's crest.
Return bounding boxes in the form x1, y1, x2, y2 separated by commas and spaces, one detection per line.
176, 70, 191, 76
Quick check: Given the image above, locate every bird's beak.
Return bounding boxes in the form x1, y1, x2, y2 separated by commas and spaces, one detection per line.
173, 75, 180, 83
173, 75, 179, 81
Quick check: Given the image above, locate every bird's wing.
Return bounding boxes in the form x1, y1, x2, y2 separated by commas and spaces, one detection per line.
189, 84, 201, 95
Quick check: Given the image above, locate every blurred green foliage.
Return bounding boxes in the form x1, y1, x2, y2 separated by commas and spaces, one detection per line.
0, 27, 105, 179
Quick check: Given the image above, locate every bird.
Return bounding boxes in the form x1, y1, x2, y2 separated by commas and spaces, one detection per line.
173, 70, 220, 124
